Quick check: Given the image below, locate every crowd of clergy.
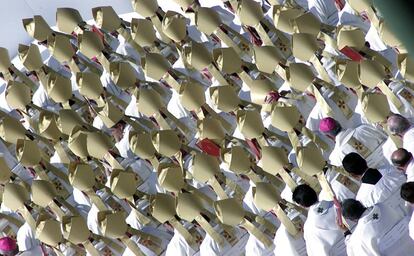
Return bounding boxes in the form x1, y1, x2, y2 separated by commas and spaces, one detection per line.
1, 0, 414, 255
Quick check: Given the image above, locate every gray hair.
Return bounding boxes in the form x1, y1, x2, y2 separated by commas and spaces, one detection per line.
387, 114, 411, 135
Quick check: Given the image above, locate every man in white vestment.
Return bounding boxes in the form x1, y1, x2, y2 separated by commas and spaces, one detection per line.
341, 199, 414, 256
387, 113, 414, 154
342, 152, 408, 215
391, 148, 414, 181
319, 117, 392, 168
292, 184, 347, 256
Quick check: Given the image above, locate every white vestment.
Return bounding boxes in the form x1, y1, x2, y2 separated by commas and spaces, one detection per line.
346, 204, 414, 256
329, 124, 389, 168
356, 168, 408, 216
305, 86, 361, 132
16, 222, 39, 251
273, 210, 307, 256
122, 226, 172, 256
337, 3, 370, 32
403, 126, 414, 155
308, 0, 339, 26
406, 160, 414, 181
389, 81, 414, 118
199, 225, 249, 256
304, 201, 346, 256
325, 168, 359, 201
165, 223, 204, 256
245, 212, 279, 256
410, 209, 414, 241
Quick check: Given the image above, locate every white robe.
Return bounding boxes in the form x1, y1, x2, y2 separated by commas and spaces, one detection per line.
325, 168, 359, 201
199, 225, 249, 256
245, 212, 279, 256
0, 143, 33, 183
329, 124, 389, 168
346, 204, 414, 256
381, 136, 398, 168
304, 201, 347, 256
409, 208, 414, 241
356, 169, 407, 216
403, 127, 414, 155
406, 160, 414, 181
165, 223, 204, 256
122, 226, 172, 256
389, 81, 414, 118
274, 226, 307, 256
305, 86, 361, 132
273, 210, 307, 256
308, 0, 339, 26
16, 222, 39, 251
337, 3, 370, 32
18, 246, 44, 255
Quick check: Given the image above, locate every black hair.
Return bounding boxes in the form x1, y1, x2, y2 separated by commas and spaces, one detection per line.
328, 121, 343, 137
342, 152, 368, 176
401, 182, 414, 203
341, 199, 366, 220
292, 184, 318, 207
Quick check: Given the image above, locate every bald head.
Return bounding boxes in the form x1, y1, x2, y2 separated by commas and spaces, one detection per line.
387, 114, 411, 136
391, 148, 413, 169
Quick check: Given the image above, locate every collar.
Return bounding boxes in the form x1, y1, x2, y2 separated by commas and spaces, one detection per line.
312, 200, 334, 215
361, 168, 382, 185
359, 206, 381, 225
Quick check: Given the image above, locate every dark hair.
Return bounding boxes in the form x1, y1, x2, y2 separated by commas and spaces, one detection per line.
401, 182, 414, 203
341, 199, 366, 220
391, 148, 413, 168
328, 121, 343, 137
342, 152, 368, 176
292, 184, 318, 207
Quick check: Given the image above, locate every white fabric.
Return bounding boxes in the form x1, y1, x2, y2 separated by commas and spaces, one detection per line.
122, 226, 172, 256
273, 210, 307, 256
16, 222, 39, 251
0, 143, 33, 183
199, 225, 249, 256
308, 0, 339, 26
273, 226, 307, 256
382, 136, 398, 167
245, 213, 279, 256
304, 201, 346, 256
409, 209, 414, 240
337, 3, 370, 32
406, 160, 414, 181
306, 86, 361, 131
389, 81, 414, 118
329, 124, 389, 168
346, 204, 414, 256
325, 168, 359, 201
165, 223, 203, 256
18, 246, 43, 255
403, 127, 414, 155
356, 169, 407, 215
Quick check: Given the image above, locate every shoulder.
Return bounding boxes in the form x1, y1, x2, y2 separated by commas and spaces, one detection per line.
310, 201, 334, 217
